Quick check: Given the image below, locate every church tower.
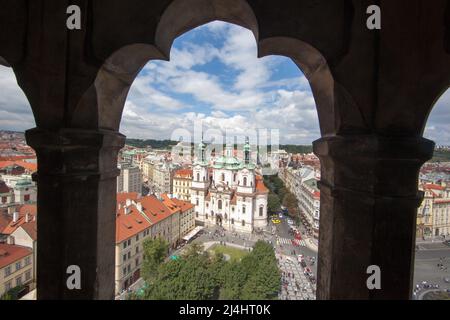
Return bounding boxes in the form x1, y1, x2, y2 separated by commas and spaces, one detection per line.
191, 139, 209, 224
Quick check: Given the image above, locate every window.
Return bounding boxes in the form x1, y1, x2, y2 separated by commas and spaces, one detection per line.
4, 266, 11, 277
5, 281, 12, 291
123, 254, 127, 262
128, 252, 131, 259
259, 206, 263, 217
16, 276, 22, 286
206, 214, 208, 220
123, 267, 127, 275
25, 271, 31, 281
127, 239, 131, 246
24, 194, 30, 202
1, 196, 6, 203
25, 256, 31, 266
221, 173, 225, 181
243, 177, 247, 186
15, 261, 22, 271
197, 173, 200, 181
218, 200, 222, 210
242, 220, 245, 226
242, 206, 246, 214
196, 199, 199, 206
136, 234, 139, 241
231, 218, 234, 225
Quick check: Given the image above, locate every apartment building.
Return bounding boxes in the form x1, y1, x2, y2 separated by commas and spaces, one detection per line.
298, 178, 321, 239
172, 169, 193, 201
417, 183, 450, 239
162, 194, 195, 240
152, 163, 174, 195
0, 243, 33, 298
115, 192, 194, 294
117, 164, 142, 194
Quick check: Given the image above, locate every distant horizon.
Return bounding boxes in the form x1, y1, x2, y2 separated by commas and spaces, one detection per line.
3, 129, 450, 148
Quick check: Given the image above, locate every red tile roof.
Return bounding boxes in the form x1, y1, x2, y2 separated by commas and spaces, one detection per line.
2, 204, 37, 235
255, 175, 269, 193
116, 205, 151, 243
161, 194, 194, 213
0, 213, 12, 233
115, 194, 183, 243
173, 169, 193, 179
20, 220, 37, 241
0, 244, 32, 269
0, 156, 35, 162
117, 192, 139, 205
0, 160, 37, 173
230, 193, 237, 205
423, 184, 445, 191
139, 195, 175, 224
0, 180, 11, 193
171, 198, 194, 212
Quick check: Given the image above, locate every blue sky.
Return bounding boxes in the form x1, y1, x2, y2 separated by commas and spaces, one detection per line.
120, 21, 319, 144
0, 21, 449, 145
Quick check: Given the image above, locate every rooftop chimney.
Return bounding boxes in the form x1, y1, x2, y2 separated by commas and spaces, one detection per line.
124, 207, 130, 215
136, 203, 142, 212
7, 206, 15, 215
7, 236, 14, 245
13, 211, 19, 223
25, 213, 30, 223
126, 199, 132, 207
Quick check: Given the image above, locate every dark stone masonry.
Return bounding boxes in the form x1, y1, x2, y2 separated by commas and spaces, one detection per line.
0, 0, 449, 299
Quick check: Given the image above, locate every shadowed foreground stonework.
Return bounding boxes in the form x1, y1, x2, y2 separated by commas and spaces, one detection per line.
0, 0, 449, 299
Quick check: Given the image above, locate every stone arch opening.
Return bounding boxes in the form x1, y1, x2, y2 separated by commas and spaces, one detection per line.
0, 61, 37, 131
87, 0, 336, 300
87, 0, 337, 137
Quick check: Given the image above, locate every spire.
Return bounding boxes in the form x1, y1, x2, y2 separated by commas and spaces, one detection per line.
225, 144, 233, 158
198, 135, 206, 163
244, 137, 250, 164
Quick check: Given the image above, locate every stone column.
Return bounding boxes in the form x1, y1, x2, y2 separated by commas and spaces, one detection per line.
313, 135, 434, 300
25, 128, 125, 300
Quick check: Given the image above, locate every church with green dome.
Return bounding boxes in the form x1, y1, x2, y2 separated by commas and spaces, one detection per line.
190, 139, 268, 233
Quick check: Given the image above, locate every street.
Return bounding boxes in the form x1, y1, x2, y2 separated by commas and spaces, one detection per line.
413, 241, 450, 299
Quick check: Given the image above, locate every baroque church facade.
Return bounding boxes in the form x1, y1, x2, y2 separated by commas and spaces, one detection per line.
190, 140, 269, 233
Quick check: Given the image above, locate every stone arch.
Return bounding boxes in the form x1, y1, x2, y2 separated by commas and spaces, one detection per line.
421, 86, 450, 136
0, 57, 37, 128
80, 0, 339, 137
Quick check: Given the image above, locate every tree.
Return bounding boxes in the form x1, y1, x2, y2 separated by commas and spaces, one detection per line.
283, 192, 299, 218
184, 242, 204, 258
267, 194, 281, 215
142, 239, 281, 301
142, 237, 169, 281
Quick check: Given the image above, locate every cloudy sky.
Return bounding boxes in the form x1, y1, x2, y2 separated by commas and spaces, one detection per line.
0, 21, 449, 145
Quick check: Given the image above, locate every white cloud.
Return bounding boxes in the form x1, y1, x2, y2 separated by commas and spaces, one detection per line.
0, 66, 35, 131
